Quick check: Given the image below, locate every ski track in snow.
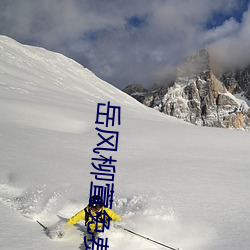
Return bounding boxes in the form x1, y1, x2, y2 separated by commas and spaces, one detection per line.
0, 180, 211, 250
0, 181, 63, 221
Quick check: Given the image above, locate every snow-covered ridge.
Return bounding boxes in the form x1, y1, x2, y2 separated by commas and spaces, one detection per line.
0, 35, 156, 133
0, 35, 144, 108
1, 36, 250, 250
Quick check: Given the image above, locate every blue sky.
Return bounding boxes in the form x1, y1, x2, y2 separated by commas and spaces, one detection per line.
0, 0, 249, 89
205, 0, 249, 28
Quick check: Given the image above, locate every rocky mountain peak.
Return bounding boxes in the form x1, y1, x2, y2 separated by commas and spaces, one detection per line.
123, 49, 250, 130
177, 49, 210, 78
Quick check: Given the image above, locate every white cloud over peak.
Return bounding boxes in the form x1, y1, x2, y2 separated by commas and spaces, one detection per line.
209, 5, 250, 68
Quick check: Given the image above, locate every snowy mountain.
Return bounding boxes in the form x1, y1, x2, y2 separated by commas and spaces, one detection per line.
124, 49, 250, 130
0, 36, 250, 250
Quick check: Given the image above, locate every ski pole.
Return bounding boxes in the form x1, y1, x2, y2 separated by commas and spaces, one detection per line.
37, 220, 48, 231
121, 227, 181, 250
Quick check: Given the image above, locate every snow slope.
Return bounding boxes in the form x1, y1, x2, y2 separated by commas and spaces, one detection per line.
0, 36, 250, 250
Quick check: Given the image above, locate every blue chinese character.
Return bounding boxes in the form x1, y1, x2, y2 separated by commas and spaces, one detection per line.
93, 128, 119, 154
89, 182, 114, 209
87, 209, 112, 233
92, 155, 117, 165
84, 235, 109, 250
95, 102, 121, 127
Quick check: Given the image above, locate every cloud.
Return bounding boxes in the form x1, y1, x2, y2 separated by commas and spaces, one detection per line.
0, 0, 249, 89
200, 18, 240, 45
209, 4, 250, 69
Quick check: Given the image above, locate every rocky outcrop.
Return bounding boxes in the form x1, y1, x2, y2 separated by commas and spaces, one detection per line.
123, 84, 147, 103
217, 66, 250, 99
123, 49, 250, 130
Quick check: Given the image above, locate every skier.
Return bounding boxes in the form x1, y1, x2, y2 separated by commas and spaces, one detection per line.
66, 195, 122, 235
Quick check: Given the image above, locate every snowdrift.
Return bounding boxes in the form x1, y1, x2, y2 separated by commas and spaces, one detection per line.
0, 36, 250, 250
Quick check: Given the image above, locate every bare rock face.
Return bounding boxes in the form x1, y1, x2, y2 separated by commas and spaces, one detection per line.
161, 49, 250, 129
123, 84, 146, 95
217, 66, 250, 99
123, 49, 250, 130
122, 84, 147, 103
